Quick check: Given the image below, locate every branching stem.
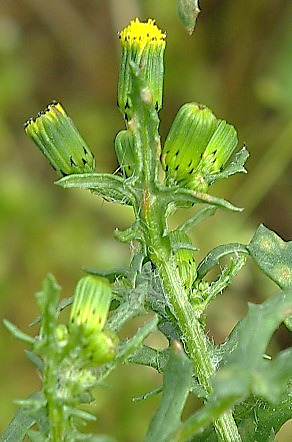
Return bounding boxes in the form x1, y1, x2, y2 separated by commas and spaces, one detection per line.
141, 186, 241, 441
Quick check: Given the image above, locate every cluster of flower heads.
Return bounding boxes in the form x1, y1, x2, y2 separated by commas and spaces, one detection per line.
25, 18, 237, 195
23, 18, 241, 366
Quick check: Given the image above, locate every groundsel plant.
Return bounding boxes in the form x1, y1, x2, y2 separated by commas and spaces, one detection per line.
2, 14, 292, 442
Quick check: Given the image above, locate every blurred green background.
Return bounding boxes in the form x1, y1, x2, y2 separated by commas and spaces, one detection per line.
0, 0, 291, 440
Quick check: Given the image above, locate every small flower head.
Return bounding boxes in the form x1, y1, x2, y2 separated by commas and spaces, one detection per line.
161, 102, 238, 192
118, 18, 166, 113
70, 276, 112, 332
69, 276, 117, 365
81, 329, 118, 365
24, 102, 95, 177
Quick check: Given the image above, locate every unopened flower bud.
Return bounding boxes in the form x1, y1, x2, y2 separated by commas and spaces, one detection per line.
83, 329, 118, 364
161, 103, 217, 186
161, 102, 238, 192
24, 102, 95, 177
69, 276, 117, 364
200, 120, 238, 173
70, 276, 112, 332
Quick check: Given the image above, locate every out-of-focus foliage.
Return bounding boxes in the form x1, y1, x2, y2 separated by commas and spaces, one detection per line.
0, 1, 291, 441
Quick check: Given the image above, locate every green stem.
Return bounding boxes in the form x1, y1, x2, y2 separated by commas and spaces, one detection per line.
129, 64, 240, 440
143, 199, 241, 441
45, 363, 63, 441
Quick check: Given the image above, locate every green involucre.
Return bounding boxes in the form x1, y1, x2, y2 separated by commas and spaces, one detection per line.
70, 275, 112, 332
69, 276, 118, 364
24, 102, 95, 177
161, 102, 238, 192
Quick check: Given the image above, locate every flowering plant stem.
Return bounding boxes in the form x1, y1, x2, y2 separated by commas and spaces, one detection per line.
8, 16, 290, 442
155, 259, 240, 441
137, 105, 241, 442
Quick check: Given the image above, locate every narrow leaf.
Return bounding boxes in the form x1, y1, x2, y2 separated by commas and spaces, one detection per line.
73, 433, 117, 442
145, 341, 192, 442
128, 345, 169, 372
24, 350, 43, 371
56, 173, 136, 206
208, 146, 249, 185
3, 319, 35, 345
117, 315, 158, 363
99, 315, 158, 382
177, 206, 217, 233
197, 243, 248, 279
172, 398, 238, 442
162, 187, 242, 212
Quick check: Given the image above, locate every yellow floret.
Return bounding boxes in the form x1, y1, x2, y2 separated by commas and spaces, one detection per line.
119, 18, 166, 49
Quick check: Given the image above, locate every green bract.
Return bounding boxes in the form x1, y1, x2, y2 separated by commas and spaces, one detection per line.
161, 102, 238, 192
169, 230, 197, 290
115, 129, 139, 178
24, 102, 95, 177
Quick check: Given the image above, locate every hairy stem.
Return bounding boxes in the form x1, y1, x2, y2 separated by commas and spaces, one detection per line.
142, 196, 241, 441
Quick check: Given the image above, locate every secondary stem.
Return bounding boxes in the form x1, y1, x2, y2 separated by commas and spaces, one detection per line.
142, 194, 241, 441
159, 258, 241, 441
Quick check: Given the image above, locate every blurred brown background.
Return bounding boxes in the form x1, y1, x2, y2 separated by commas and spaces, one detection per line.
0, 0, 291, 440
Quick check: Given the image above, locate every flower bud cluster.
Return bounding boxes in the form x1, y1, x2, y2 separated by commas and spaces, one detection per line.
161, 103, 238, 192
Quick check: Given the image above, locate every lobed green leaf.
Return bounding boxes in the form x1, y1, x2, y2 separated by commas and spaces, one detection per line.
247, 224, 292, 289
0, 393, 46, 442
235, 394, 292, 442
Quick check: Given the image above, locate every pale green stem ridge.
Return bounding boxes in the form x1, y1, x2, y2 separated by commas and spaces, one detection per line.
139, 169, 241, 441
153, 247, 241, 441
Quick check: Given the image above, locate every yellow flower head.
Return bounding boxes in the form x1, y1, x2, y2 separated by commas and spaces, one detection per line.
119, 18, 166, 50
118, 18, 166, 114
